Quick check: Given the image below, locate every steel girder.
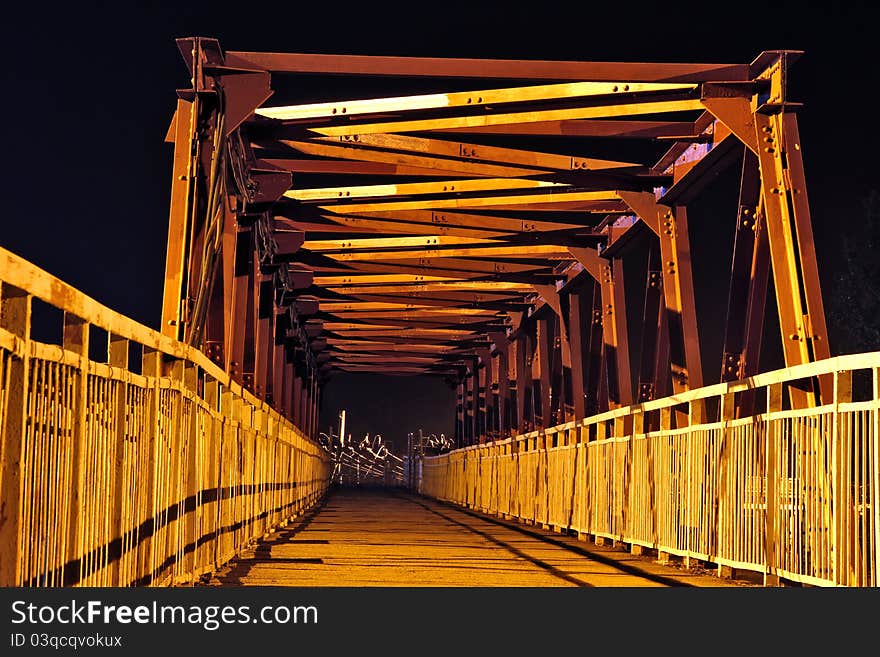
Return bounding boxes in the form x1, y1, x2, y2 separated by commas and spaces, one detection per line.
161, 41, 829, 438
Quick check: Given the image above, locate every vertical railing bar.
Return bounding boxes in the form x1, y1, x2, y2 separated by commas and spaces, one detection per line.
872, 367, 880, 586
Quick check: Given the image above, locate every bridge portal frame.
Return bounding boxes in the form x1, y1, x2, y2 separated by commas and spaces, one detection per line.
159, 41, 829, 447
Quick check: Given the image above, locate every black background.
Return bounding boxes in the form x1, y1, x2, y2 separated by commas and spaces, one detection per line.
2, 1, 878, 453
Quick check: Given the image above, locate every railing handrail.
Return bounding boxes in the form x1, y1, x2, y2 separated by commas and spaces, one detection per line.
427, 350, 880, 455
0, 245, 319, 449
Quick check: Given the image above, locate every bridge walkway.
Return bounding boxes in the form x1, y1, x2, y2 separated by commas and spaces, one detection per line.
208, 488, 747, 587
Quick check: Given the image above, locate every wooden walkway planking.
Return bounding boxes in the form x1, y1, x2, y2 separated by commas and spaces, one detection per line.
208, 489, 750, 587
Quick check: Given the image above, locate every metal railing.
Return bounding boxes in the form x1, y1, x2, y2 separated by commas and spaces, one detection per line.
420, 353, 879, 586
0, 247, 331, 586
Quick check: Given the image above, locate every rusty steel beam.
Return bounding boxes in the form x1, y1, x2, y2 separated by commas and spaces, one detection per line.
618, 192, 703, 406
721, 149, 768, 393
566, 284, 590, 419
636, 240, 665, 403
754, 111, 831, 406
568, 247, 632, 408
226, 51, 750, 82
161, 99, 195, 341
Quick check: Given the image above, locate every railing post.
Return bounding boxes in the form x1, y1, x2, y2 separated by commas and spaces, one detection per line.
536, 318, 553, 428
515, 333, 530, 433
203, 374, 220, 575
542, 431, 551, 528
511, 437, 521, 519
574, 423, 587, 537
764, 381, 783, 586
493, 335, 511, 439
717, 391, 735, 578
831, 369, 851, 585
158, 356, 183, 585
873, 367, 880, 588
63, 312, 89, 586
108, 334, 129, 586
627, 410, 643, 553
0, 284, 31, 586
141, 346, 162, 585
183, 360, 200, 582
657, 407, 672, 563
683, 396, 706, 569
469, 359, 479, 443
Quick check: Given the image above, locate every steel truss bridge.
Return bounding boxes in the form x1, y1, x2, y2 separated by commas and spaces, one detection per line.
0, 40, 876, 587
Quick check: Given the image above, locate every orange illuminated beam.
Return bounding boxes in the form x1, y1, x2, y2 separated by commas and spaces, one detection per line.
310, 99, 706, 137
279, 140, 544, 178
257, 81, 696, 121
316, 134, 642, 171
318, 190, 621, 214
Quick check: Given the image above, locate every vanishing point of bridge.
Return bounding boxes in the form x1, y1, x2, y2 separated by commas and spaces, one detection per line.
0, 41, 876, 588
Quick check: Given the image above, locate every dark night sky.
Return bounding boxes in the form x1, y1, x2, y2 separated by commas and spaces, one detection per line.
2, 1, 878, 451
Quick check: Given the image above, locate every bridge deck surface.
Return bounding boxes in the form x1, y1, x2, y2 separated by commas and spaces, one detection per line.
208, 489, 749, 587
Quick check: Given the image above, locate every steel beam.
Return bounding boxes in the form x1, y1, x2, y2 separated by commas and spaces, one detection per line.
568, 247, 632, 408
636, 240, 666, 403
618, 193, 703, 406
754, 111, 830, 407
226, 51, 750, 82
161, 99, 194, 340
721, 149, 769, 403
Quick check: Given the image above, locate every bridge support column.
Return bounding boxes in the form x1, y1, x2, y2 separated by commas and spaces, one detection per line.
477, 349, 490, 443
586, 282, 605, 416
488, 340, 503, 439
311, 371, 320, 441
636, 240, 669, 410
702, 57, 830, 407
476, 363, 484, 445
454, 378, 464, 447
203, 247, 227, 368
488, 336, 508, 439
214, 202, 238, 370
601, 257, 633, 409
282, 345, 294, 422
302, 374, 311, 439
272, 308, 286, 412
618, 193, 702, 422
568, 247, 632, 410
526, 327, 540, 429
534, 285, 572, 425
472, 357, 481, 444
161, 98, 195, 342
292, 372, 302, 427
465, 363, 476, 446
567, 285, 589, 420
536, 317, 553, 428
754, 111, 831, 407
658, 205, 703, 408
253, 275, 274, 400
515, 333, 532, 433
228, 226, 253, 388
500, 341, 513, 438
720, 148, 768, 417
